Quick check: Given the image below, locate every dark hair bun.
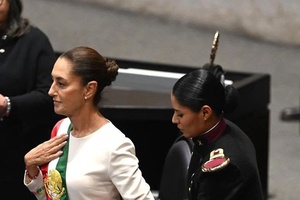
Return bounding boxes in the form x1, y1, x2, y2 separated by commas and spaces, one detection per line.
105, 58, 119, 86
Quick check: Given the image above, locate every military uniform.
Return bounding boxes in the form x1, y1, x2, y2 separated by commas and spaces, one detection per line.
187, 118, 264, 200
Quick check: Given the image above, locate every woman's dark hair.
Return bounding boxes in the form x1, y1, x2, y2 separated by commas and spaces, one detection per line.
60, 46, 119, 106
172, 69, 239, 116
6, 0, 30, 37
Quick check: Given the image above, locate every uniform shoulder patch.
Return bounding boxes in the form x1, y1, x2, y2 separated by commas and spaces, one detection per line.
201, 148, 230, 172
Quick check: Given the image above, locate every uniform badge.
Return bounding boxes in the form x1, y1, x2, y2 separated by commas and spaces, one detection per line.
201, 148, 230, 172
44, 169, 65, 200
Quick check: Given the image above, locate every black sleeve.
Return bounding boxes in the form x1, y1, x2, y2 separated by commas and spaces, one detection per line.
195, 162, 245, 200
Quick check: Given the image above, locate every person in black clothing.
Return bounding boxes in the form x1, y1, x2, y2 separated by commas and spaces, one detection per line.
170, 68, 264, 200
0, 0, 60, 199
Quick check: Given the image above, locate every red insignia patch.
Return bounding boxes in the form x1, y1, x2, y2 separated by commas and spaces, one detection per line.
201, 148, 230, 172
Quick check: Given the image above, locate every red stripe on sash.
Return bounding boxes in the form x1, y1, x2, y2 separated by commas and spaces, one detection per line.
41, 119, 64, 200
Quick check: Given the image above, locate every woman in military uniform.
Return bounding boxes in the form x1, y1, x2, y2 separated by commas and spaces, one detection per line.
171, 69, 264, 200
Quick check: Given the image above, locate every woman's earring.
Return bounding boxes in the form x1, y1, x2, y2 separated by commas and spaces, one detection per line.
84, 96, 88, 100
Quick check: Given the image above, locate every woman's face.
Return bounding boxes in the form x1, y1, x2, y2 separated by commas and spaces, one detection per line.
171, 93, 207, 138
0, 0, 9, 28
48, 57, 87, 117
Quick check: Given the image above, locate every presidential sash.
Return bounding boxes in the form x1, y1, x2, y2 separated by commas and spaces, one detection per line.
41, 118, 72, 200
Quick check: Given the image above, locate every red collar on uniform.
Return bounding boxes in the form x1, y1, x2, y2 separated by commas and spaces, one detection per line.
193, 118, 226, 146
202, 118, 226, 143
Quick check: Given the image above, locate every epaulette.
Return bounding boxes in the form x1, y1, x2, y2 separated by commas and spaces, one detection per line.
201, 148, 230, 172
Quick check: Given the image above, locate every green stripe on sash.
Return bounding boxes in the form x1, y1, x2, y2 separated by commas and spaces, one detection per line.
56, 123, 73, 200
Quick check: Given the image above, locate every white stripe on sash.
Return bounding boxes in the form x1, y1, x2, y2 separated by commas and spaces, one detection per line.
48, 118, 71, 172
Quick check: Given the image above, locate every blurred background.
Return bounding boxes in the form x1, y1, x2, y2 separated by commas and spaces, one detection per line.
24, 0, 300, 199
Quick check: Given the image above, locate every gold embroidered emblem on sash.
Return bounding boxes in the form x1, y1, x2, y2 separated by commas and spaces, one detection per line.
44, 169, 65, 200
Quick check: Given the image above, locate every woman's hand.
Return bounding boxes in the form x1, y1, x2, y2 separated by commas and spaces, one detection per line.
24, 133, 69, 169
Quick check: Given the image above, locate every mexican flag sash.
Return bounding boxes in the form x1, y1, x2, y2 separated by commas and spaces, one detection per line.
41, 118, 72, 200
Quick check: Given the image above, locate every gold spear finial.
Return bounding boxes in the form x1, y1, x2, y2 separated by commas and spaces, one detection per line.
210, 31, 220, 65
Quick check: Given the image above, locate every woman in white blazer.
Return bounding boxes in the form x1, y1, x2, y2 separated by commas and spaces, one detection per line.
24, 46, 154, 200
